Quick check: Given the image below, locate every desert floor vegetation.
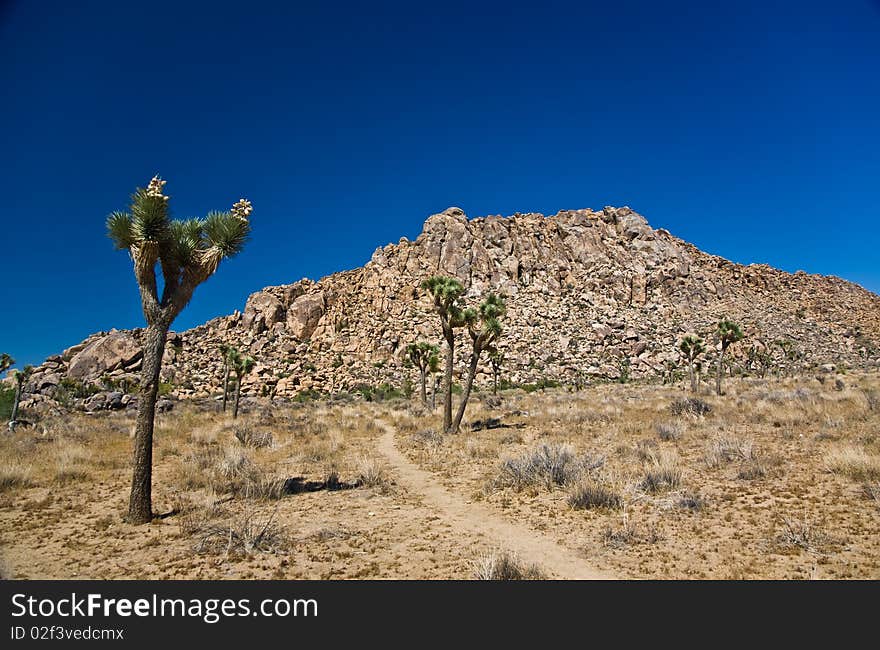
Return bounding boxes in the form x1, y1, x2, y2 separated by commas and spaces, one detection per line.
1, 371, 879, 579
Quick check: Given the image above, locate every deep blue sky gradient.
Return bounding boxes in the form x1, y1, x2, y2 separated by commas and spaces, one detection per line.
2, 0, 879, 367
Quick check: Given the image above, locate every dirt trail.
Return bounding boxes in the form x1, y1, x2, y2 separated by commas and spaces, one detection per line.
376, 423, 615, 580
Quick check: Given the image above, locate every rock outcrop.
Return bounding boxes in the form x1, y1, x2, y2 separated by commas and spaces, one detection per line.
14, 206, 880, 407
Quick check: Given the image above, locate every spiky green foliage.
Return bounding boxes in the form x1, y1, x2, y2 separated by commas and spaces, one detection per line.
407, 341, 440, 404
230, 350, 257, 420
421, 275, 468, 431
0, 353, 13, 375
715, 317, 745, 395
452, 292, 507, 432
489, 348, 505, 394
679, 334, 706, 393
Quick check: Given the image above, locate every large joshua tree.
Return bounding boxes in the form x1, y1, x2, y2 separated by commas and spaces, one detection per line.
679, 334, 706, 394
451, 293, 506, 433
715, 318, 744, 396
107, 176, 252, 524
406, 341, 440, 405
421, 276, 467, 432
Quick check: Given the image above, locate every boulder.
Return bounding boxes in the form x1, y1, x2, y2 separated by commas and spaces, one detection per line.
67, 331, 142, 381
286, 293, 325, 340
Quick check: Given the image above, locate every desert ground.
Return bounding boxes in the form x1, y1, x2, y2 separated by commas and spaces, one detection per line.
1, 371, 879, 580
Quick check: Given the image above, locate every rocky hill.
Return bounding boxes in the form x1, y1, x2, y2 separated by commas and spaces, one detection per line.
16, 206, 880, 412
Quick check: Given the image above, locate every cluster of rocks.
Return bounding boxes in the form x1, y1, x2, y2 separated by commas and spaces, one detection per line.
11, 206, 880, 411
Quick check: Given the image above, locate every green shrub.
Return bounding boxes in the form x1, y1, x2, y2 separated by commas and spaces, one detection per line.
0, 386, 14, 420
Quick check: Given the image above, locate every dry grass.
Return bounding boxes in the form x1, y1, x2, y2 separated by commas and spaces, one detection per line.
705, 434, 757, 468
567, 476, 624, 510
824, 445, 880, 482
472, 550, 546, 580
495, 442, 603, 490
0, 459, 33, 491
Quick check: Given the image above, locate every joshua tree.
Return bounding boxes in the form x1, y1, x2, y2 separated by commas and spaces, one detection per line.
679, 334, 706, 393
429, 353, 441, 410
715, 318, 745, 395
0, 354, 13, 375
406, 341, 440, 405
421, 276, 468, 432
8, 365, 33, 432
230, 350, 256, 419
107, 176, 252, 524
219, 344, 235, 412
489, 348, 504, 394
451, 293, 506, 433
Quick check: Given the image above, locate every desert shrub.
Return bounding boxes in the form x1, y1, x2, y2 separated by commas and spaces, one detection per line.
356, 456, 391, 490
862, 483, 880, 508
775, 514, 834, 554
824, 446, 880, 482
473, 550, 545, 580
670, 397, 711, 417
640, 450, 682, 493
705, 434, 757, 468
233, 424, 273, 448
737, 459, 768, 480
0, 386, 14, 420
410, 429, 444, 447
0, 459, 33, 491
496, 442, 603, 490
678, 490, 706, 511
568, 478, 624, 510
192, 510, 286, 556
655, 421, 682, 441
53, 443, 91, 483
602, 520, 663, 548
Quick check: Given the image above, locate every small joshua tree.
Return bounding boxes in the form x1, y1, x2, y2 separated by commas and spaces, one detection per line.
8, 365, 33, 432
219, 344, 235, 412
679, 334, 706, 393
715, 317, 744, 395
406, 341, 440, 405
489, 348, 504, 394
107, 176, 252, 523
451, 293, 506, 433
0, 354, 13, 375
230, 350, 256, 419
421, 276, 468, 432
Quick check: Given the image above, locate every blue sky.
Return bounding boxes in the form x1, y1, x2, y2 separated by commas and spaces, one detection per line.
1, 0, 878, 367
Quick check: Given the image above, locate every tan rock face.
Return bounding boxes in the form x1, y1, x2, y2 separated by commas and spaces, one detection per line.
67, 330, 142, 380
25, 206, 880, 404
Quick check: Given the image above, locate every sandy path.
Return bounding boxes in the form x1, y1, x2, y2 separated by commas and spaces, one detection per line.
376, 423, 615, 580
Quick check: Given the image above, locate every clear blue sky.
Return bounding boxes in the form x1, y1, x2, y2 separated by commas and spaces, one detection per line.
2, 0, 879, 367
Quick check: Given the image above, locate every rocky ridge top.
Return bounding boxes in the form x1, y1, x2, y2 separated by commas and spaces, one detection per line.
14, 206, 880, 410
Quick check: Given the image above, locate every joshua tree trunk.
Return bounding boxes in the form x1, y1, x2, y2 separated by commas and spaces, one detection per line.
128, 322, 168, 524
222, 362, 230, 412
688, 359, 696, 393
493, 368, 499, 394
432, 376, 439, 410
8, 379, 23, 432
233, 378, 242, 419
442, 328, 454, 433
451, 349, 481, 433
419, 367, 427, 405
715, 348, 726, 396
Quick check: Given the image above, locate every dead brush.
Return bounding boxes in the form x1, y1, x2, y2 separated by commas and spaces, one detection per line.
495, 442, 604, 490
356, 456, 391, 490
824, 445, 880, 482
53, 442, 91, 483
233, 424, 273, 449
193, 509, 286, 557
472, 550, 545, 580
775, 514, 834, 555
567, 477, 624, 510
655, 421, 683, 441
640, 450, 682, 493
410, 429, 444, 447
862, 483, 880, 508
602, 508, 663, 549
704, 434, 757, 468
0, 459, 33, 491
670, 397, 711, 417
677, 490, 706, 512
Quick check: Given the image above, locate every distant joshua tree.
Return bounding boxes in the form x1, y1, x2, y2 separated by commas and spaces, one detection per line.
488, 348, 505, 394
451, 293, 506, 433
219, 344, 235, 412
229, 349, 256, 420
679, 334, 706, 393
421, 276, 468, 432
715, 318, 744, 395
107, 175, 252, 524
406, 341, 440, 405
0, 354, 13, 375
8, 365, 33, 432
